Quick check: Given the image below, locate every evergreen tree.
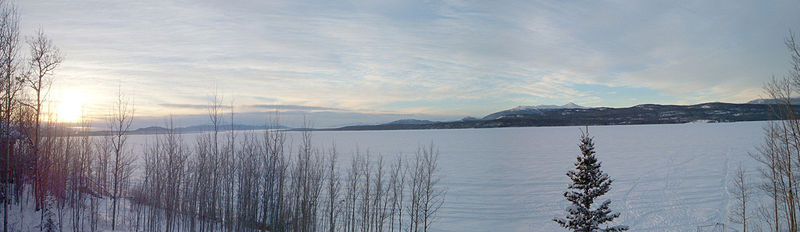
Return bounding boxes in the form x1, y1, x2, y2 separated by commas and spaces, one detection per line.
42, 195, 57, 232
554, 129, 628, 232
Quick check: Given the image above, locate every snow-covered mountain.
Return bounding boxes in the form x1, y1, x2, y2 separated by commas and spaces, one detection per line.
383, 119, 437, 125
509, 102, 585, 111
483, 102, 587, 120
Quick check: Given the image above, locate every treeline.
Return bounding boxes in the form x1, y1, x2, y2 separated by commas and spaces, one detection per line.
0, 1, 445, 231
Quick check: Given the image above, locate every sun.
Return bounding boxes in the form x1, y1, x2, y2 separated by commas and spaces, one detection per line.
55, 90, 85, 122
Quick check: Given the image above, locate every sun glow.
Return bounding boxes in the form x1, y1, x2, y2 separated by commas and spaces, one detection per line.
54, 90, 86, 122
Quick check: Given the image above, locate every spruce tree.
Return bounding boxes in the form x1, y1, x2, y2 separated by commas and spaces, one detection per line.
554, 129, 628, 232
42, 195, 57, 232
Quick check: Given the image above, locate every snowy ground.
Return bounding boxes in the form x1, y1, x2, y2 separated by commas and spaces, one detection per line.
6, 121, 766, 231
3, 186, 136, 232
297, 121, 765, 231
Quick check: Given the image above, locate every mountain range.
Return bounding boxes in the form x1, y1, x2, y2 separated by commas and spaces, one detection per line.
120, 99, 800, 133
747, 97, 800, 104
327, 101, 798, 131
482, 102, 586, 120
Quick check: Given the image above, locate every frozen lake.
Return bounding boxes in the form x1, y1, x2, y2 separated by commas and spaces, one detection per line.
127, 121, 766, 231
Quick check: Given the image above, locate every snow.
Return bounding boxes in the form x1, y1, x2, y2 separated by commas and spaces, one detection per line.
3, 185, 133, 232
7, 121, 766, 231
295, 121, 763, 231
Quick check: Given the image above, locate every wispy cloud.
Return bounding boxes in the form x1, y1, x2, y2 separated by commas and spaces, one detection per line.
16, 0, 800, 125
159, 104, 231, 110
247, 104, 344, 111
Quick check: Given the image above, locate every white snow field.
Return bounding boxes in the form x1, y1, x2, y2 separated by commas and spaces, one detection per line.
292, 121, 764, 232
5, 121, 765, 231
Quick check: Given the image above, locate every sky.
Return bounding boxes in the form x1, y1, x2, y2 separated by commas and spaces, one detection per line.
14, 0, 800, 128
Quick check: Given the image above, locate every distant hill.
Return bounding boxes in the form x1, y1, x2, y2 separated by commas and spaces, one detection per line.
328, 102, 797, 131
119, 124, 287, 135
384, 119, 437, 125
483, 102, 587, 120
177, 124, 284, 132
460, 116, 480, 121
133, 126, 170, 134
747, 97, 800, 104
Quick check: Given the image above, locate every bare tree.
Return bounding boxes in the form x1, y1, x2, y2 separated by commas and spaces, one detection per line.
418, 144, 444, 232
90, 129, 112, 232
388, 156, 405, 232
406, 144, 446, 232
69, 116, 93, 231
235, 132, 261, 231
222, 100, 236, 231
359, 151, 371, 232
108, 87, 134, 230
325, 144, 341, 232
42, 119, 73, 232
289, 124, 325, 232
191, 133, 214, 231
372, 155, 388, 232
155, 116, 188, 232
207, 91, 223, 231
0, 1, 22, 230
344, 151, 362, 232
25, 28, 62, 217
262, 115, 289, 231
758, 42, 800, 231
140, 126, 164, 231
751, 123, 783, 232
407, 151, 421, 232
729, 164, 750, 232
748, 31, 800, 232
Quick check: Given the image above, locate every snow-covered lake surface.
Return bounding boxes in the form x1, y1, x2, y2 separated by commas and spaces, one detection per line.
126, 121, 765, 231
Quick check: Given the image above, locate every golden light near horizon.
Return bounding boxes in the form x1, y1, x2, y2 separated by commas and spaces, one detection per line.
53, 89, 86, 122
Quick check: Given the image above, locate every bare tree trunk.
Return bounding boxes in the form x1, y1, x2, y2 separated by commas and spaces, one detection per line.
389, 156, 405, 232
420, 144, 443, 232
360, 151, 371, 232
752, 122, 783, 232
373, 155, 386, 232
207, 91, 222, 231
408, 151, 421, 232
259, 114, 287, 230
0, 1, 20, 230
729, 164, 749, 232
345, 152, 361, 232
25, 26, 62, 215
754, 32, 800, 232
224, 100, 235, 231
108, 86, 134, 230
326, 145, 340, 232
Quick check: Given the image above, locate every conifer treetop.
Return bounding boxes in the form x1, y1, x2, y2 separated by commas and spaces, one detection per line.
554, 128, 628, 232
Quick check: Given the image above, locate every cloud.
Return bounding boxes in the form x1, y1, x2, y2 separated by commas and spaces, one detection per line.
159, 103, 231, 110
124, 109, 460, 129
16, 0, 800, 123
247, 104, 344, 111
161, 103, 344, 111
